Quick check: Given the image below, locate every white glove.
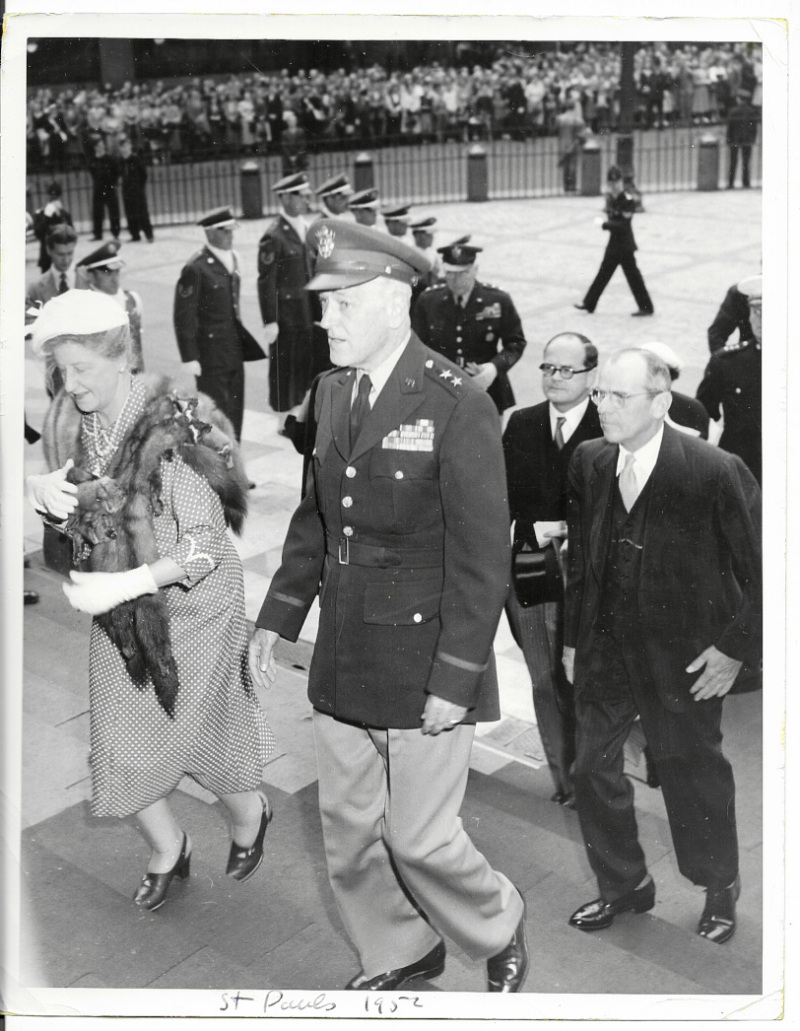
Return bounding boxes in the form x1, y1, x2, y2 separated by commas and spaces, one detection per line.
27, 459, 79, 520
63, 564, 159, 616
465, 362, 498, 391
263, 322, 279, 346
182, 360, 202, 377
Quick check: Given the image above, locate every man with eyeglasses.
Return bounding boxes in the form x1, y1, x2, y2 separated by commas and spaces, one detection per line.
562, 348, 761, 947
503, 333, 601, 808
412, 238, 526, 414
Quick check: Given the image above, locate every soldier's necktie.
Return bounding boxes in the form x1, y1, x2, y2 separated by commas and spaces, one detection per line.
58, 273, 68, 294
554, 416, 566, 451
618, 452, 639, 512
349, 373, 372, 451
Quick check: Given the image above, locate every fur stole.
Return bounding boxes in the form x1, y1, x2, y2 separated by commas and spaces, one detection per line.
42, 375, 249, 718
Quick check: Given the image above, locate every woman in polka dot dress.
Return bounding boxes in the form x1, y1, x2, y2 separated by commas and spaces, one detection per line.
28, 291, 275, 912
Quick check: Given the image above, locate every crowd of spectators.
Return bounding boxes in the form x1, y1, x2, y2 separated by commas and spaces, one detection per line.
27, 41, 761, 170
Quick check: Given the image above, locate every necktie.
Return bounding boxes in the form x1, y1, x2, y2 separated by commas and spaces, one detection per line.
59, 273, 68, 294
618, 452, 639, 512
554, 416, 566, 451
349, 373, 372, 451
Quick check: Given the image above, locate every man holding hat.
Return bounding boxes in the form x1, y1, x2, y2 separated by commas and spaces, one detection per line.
249, 220, 529, 993
78, 240, 144, 375
314, 173, 354, 220
574, 165, 655, 317
697, 274, 762, 484
348, 187, 383, 229
173, 207, 265, 443
412, 237, 526, 414
257, 172, 327, 417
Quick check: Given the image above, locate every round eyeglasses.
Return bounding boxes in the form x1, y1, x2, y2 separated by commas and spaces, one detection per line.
590, 388, 662, 409
539, 363, 594, 380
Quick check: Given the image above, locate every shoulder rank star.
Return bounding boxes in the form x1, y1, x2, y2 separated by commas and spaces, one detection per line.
439, 369, 453, 380
452, 376, 463, 386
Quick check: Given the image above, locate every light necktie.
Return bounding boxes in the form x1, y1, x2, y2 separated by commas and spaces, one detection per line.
554, 416, 566, 451
59, 272, 68, 294
618, 452, 639, 512
349, 373, 372, 451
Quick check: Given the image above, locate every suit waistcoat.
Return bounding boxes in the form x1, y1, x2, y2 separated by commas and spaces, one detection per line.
597, 478, 652, 632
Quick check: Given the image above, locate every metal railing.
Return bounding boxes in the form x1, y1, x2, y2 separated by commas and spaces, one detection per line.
26, 127, 761, 234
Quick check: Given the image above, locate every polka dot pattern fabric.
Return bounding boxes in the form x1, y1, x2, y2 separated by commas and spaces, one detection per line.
83, 405, 274, 818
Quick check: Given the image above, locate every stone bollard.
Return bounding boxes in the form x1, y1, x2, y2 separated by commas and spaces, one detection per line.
467, 144, 488, 202
354, 152, 375, 191
240, 161, 263, 218
581, 139, 602, 196
697, 134, 720, 191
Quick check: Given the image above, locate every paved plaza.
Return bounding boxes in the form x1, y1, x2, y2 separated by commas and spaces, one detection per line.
10, 185, 777, 1017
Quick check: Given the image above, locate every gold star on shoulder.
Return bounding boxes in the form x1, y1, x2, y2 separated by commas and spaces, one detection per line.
439, 369, 453, 380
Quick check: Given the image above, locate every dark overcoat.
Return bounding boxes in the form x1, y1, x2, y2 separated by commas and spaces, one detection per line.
256, 334, 511, 728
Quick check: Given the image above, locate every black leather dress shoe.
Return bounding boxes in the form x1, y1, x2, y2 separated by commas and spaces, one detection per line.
487, 899, 528, 992
573, 304, 592, 312
24, 590, 40, 606
631, 309, 654, 317
569, 878, 655, 931
550, 790, 575, 808
345, 941, 445, 990
226, 796, 272, 882
132, 833, 191, 911
697, 874, 740, 944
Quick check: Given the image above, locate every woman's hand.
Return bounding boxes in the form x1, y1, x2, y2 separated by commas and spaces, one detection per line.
63, 565, 158, 616
26, 459, 79, 521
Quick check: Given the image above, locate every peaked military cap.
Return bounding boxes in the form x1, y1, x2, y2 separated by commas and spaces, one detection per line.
315, 173, 353, 198
272, 172, 311, 194
306, 220, 432, 291
77, 239, 125, 270
437, 235, 482, 270
410, 216, 437, 232
606, 165, 624, 181
382, 204, 412, 223
737, 274, 762, 299
197, 206, 238, 229
348, 187, 381, 210
30, 289, 129, 354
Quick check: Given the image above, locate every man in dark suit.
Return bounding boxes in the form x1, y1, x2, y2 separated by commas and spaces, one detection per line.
697, 275, 762, 485
503, 332, 601, 806
412, 238, 527, 414
726, 91, 760, 189
173, 206, 265, 443
249, 222, 528, 993
88, 137, 121, 241
563, 348, 761, 945
257, 172, 325, 417
118, 135, 155, 242
575, 165, 654, 317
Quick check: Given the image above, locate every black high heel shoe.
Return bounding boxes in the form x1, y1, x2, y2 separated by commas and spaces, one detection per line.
132, 832, 191, 911
226, 796, 272, 882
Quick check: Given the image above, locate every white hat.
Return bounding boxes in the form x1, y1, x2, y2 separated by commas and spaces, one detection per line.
737, 274, 762, 300
30, 289, 129, 355
638, 340, 683, 375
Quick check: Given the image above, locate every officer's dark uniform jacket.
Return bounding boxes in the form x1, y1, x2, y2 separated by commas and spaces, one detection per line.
173, 246, 262, 371
696, 336, 762, 484
603, 190, 638, 254
256, 334, 511, 729
257, 216, 323, 411
411, 281, 526, 413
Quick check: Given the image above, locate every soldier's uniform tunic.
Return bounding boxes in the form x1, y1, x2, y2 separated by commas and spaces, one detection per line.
696, 337, 762, 485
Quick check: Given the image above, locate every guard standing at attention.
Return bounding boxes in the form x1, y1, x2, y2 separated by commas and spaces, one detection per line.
412, 238, 527, 414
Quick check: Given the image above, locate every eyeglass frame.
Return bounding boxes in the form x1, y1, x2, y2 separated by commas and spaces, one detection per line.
539, 363, 596, 380
589, 388, 666, 410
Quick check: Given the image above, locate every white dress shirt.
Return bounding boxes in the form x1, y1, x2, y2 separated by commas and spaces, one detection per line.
549, 396, 590, 446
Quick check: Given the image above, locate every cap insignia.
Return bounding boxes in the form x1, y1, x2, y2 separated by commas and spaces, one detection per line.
317, 225, 336, 260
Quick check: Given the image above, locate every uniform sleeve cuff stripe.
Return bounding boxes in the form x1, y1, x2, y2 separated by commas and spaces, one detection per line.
436, 650, 488, 673
268, 590, 306, 608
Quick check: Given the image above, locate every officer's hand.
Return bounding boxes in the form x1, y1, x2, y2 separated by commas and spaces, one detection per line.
687, 645, 742, 700
182, 360, 202, 377
248, 628, 280, 690
263, 322, 279, 346
421, 695, 469, 735
562, 646, 576, 684
465, 362, 498, 391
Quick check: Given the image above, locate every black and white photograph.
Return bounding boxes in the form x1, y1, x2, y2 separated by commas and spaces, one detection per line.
0, 4, 790, 1027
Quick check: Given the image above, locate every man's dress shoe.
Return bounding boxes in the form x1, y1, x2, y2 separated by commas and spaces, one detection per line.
573, 304, 592, 312
345, 941, 445, 990
697, 874, 740, 944
487, 901, 529, 992
569, 878, 655, 931
631, 309, 654, 317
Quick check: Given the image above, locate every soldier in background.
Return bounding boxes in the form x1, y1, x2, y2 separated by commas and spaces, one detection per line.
707, 280, 754, 353
409, 216, 441, 311
349, 188, 383, 228
314, 173, 354, 220
78, 240, 145, 375
697, 274, 762, 484
118, 135, 155, 243
412, 238, 526, 414
382, 204, 412, 238
726, 90, 760, 189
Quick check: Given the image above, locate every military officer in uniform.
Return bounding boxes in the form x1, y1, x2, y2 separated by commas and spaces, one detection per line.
257, 172, 326, 419
696, 274, 762, 484
412, 238, 527, 414
349, 187, 383, 228
249, 221, 529, 993
173, 206, 265, 444
314, 172, 354, 219
78, 240, 145, 376
409, 215, 441, 312
382, 204, 412, 238
575, 165, 654, 317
